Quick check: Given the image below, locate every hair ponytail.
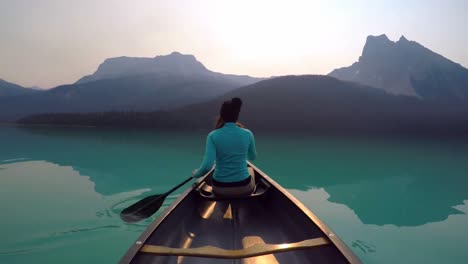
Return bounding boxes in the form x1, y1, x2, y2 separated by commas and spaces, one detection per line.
215, 116, 224, 129
231, 98, 242, 112
218, 97, 243, 125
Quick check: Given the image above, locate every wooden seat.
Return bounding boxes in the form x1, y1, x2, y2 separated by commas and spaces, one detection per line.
140, 237, 330, 259
196, 176, 271, 201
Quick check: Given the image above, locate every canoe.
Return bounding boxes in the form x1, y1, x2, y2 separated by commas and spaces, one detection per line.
120, 162, 362, 264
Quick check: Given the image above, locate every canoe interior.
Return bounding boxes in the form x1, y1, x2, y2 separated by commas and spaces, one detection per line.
130, 170, 350, 264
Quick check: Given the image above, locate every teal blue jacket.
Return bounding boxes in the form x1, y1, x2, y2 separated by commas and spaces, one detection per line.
193, 122, 257, 182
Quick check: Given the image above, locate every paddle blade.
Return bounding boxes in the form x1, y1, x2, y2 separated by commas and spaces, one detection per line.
120, 194, 167, 223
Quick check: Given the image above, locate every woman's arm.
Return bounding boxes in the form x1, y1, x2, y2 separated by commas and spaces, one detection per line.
193, 134, 216, 178
247, 131, 257, 161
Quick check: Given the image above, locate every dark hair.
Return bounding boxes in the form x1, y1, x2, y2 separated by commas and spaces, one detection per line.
215, 98, 243, 129
220, 97, 242, 122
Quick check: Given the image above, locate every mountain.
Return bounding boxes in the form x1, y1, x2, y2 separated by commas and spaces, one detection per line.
171, 75, 468, 133
28, 86, 45, 90
0, 79, 39, 97
20, 75, 468, 135
329, 35, 468, 100
0, 52, 263, 121
76, 51, 260, 85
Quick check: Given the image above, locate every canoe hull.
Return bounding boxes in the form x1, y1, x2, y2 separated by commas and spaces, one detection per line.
120, 162, 361, 264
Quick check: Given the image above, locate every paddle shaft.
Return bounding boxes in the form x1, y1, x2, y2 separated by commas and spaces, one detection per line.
162, 176, 194, 198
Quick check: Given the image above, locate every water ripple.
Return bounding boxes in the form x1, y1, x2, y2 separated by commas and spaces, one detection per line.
50, 225, 120, 236
0, 248, 35, 256
351, 240, 376, 254
0, 158, 29, 164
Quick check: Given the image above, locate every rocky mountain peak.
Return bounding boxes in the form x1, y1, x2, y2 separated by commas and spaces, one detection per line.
399, 35, 409, 42
361, 34, 394, 59
77, 52, 209, 84
329, 34, 468, 99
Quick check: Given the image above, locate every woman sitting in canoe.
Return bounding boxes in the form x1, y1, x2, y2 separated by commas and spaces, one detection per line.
192, 97, 257, 197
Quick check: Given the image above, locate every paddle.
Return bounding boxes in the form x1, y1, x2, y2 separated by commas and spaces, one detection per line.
120, 176, 194, 223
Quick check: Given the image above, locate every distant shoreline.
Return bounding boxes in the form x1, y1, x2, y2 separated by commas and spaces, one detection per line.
4, 121, 468, 141
0, 122, 98, 129
1, 120, 214, 134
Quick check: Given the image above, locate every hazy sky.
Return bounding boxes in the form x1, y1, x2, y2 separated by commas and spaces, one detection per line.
1, 0, 467, 88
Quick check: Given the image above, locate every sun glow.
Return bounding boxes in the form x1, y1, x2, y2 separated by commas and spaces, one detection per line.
173, 0, 362, 77
204, 1, 330, 63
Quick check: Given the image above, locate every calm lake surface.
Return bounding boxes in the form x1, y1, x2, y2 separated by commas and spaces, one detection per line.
1, 125, 468, 263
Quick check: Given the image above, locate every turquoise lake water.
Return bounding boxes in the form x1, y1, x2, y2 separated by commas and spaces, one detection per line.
1, 125, 468, 263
